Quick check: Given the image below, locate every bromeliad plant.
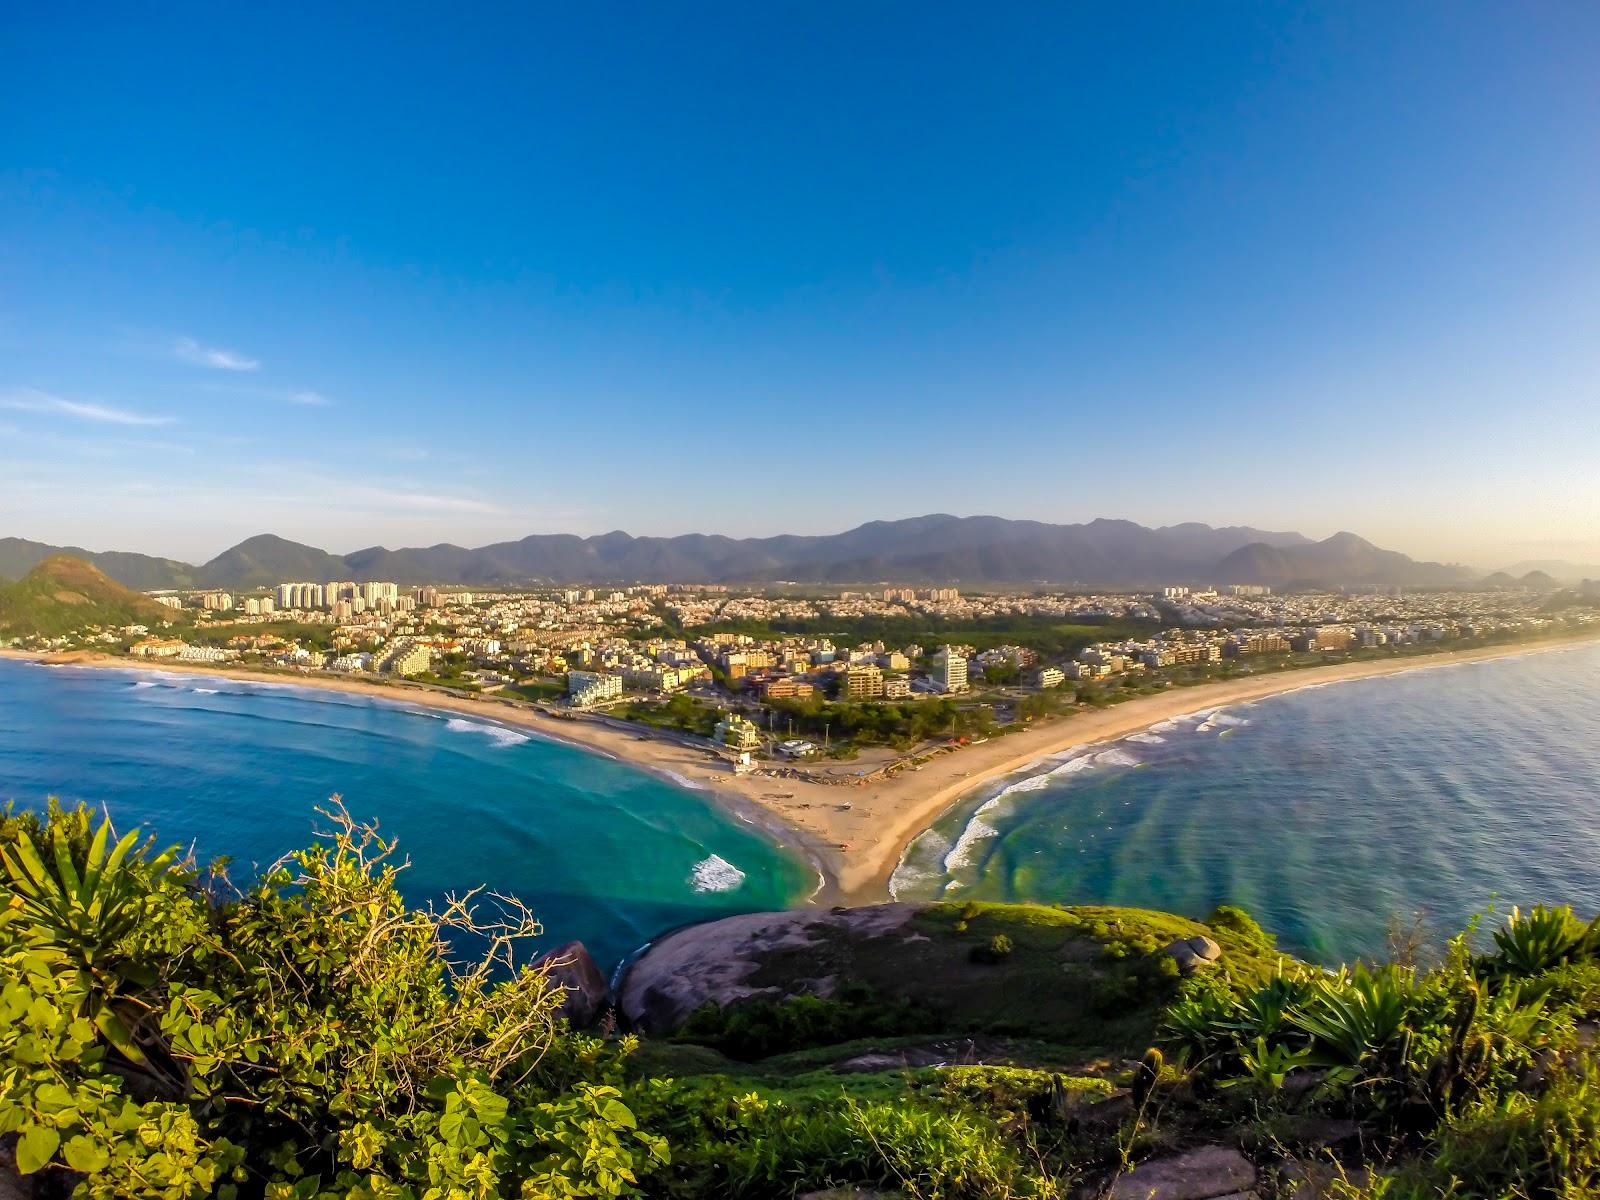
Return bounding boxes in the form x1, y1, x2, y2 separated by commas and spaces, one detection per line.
1489, 905, 1600, 977
1159, 926, 1572, 1130
0, 804, 183, 1066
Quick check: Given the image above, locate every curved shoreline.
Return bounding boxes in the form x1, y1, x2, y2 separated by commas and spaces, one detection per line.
6, 631, 1599, 905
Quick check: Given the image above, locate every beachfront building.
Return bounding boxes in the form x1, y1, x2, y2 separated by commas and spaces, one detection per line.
930, 645, 969, 693
176, 645, 234, 663
378, 639, 432, 677
566, 670, 623, 707
130, 638, 186, 657
714, 712, 762, 753
1030, 665, 1065, 689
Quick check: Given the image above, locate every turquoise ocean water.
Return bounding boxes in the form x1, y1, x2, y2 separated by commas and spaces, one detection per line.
0, 658, 814, 970
892, 642, 1600, 963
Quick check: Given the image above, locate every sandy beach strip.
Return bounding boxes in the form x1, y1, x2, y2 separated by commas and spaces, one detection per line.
5, 630, 1598, 904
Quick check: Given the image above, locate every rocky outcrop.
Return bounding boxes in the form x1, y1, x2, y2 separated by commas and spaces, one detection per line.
1164, 935, 1223, 975
618, 900, 1279, 1042
620, 904, 921, 1034
535, 941, 609, 1029
1105, 1145, 1257, 1200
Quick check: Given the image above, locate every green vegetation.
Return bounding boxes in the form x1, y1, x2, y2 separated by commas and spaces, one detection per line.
186, 620, 334, 652
611, 694, 720, 737
506, 679, 567, 703
7, 800, 1600, 1199
689, 615, 1152, 658
0, 801, 661, 1199
766, 695, 980, 748
0, 556, 184, 639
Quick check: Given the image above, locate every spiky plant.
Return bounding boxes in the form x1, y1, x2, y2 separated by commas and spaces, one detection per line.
0, 815, 179, 1061
1490, 905, 1599, 976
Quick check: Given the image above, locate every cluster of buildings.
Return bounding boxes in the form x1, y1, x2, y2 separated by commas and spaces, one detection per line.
13, 573, 1596, 766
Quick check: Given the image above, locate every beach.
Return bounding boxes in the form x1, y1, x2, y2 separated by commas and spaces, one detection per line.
6, 631, 1599, 903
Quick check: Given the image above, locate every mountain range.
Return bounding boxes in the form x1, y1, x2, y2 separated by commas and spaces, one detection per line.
0, 516, 1519, 590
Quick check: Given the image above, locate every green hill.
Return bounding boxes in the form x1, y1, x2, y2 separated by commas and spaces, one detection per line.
0, 554, 182, 637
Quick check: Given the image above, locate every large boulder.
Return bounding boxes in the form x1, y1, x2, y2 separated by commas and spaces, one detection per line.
619, 904, 921, 1034
535, 941, 609, 1029
1164, 935, 1223, 975
1106, 1145, 1256, 1200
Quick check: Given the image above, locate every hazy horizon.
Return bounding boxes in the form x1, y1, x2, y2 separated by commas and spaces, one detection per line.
4, 5, 1597, 567
5, 511, 1598, 576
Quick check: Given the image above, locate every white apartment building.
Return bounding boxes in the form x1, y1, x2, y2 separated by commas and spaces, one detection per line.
931, 645, 969, 693
566, 670, 623, 707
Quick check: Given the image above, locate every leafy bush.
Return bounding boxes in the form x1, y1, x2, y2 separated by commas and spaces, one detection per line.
970, 933, 1015, 964
678, 982, 936, 1060
0, 800, 665, 1199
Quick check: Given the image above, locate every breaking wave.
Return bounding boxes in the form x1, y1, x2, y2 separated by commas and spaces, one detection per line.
690, 854, 746, 893
942, 797, 1002, 871
656, 769, 707, 791
443, 717, 530, 748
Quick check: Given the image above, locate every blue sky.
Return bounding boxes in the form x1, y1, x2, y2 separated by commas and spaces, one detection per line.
3, 3, 1597, 566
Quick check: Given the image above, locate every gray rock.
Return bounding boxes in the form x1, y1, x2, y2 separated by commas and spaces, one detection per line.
618, 904, 922, 1034
1278, 1158, 1370, 1200
1164, 935, 1223, 974
0, 1138, 30, 1200
1106, 1145, 1256, 1200
535, 941, 609, 1029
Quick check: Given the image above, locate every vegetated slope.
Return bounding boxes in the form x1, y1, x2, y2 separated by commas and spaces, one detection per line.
0, 536, 197, 591
194, 533, 351, 589
0, 554, 180, 637
4, 514, 1467, 588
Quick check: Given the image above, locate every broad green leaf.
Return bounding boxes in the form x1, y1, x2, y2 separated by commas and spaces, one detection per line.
62, 1133, 111, 1173
16, 1123, 60, 1174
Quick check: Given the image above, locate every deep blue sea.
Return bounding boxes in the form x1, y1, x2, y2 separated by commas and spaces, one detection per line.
893, 642, 1600, 963
0, 659, 815, 970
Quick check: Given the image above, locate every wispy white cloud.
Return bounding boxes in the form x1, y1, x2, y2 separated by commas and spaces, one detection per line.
174, 336, 260, 371
0, 388, 176, 427
343, 485, 499, 514
288, 390, 330, 406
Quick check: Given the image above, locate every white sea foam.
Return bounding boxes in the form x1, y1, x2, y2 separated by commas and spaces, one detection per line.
657, 769, 707, 791
942, 797, 1002, 871
995, 773, 1054, 797
193, 688, 220, 695
1048, 755, 1097, 778
132, 680, 157, 689
690, 854, 746, 893
1093, 748, 1141, 768
1149, 719, 1179, 733
1125, 732, 1166, 745
443, 717, 530, 748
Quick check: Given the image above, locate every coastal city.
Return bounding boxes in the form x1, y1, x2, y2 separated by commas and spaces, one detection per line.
7, 573, 1597, 776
